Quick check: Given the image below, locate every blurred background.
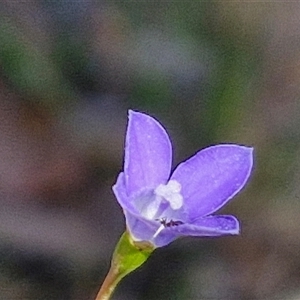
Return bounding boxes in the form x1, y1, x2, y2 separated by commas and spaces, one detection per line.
0, 1, 300, 299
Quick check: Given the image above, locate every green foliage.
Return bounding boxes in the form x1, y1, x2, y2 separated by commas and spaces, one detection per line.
0, 19, 75, 110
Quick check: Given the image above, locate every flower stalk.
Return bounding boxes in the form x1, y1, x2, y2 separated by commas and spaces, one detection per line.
95, 231, 154, 300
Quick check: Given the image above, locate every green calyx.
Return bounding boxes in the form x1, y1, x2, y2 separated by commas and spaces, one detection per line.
112, 231, 155, 279
95, 231, 155, 300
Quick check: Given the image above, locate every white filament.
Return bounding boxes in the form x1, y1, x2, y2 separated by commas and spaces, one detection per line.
153, 224, 165, 238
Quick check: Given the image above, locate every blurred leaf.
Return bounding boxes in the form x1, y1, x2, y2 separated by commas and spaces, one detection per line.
0, 18, 76, 111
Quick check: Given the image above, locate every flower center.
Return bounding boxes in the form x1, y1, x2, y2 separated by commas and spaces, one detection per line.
138, 180, 184, 220
154, 180, 183, 210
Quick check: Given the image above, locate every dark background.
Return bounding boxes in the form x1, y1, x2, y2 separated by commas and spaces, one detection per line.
0, 1, 300, 299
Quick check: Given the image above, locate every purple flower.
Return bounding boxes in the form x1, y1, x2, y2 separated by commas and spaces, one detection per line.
113, 110, 253, 248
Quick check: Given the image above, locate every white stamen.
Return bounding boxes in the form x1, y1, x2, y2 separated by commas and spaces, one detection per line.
154, 180, 183, 210
153, 224, 165, 238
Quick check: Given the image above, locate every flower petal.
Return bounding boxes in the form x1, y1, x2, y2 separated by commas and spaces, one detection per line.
124, 210, 158, 242
112, 172, 139, 215
124, 110, 172, 196
171, 215, 240, 237
171, 145, 253, 219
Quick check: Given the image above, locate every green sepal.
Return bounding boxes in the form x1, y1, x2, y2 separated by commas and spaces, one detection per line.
111, 231, 155, 281
96, 231, 155, 299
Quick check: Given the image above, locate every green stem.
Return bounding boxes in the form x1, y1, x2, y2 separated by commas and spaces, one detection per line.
94, 264, 123, 300
94, 231, 155, 300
